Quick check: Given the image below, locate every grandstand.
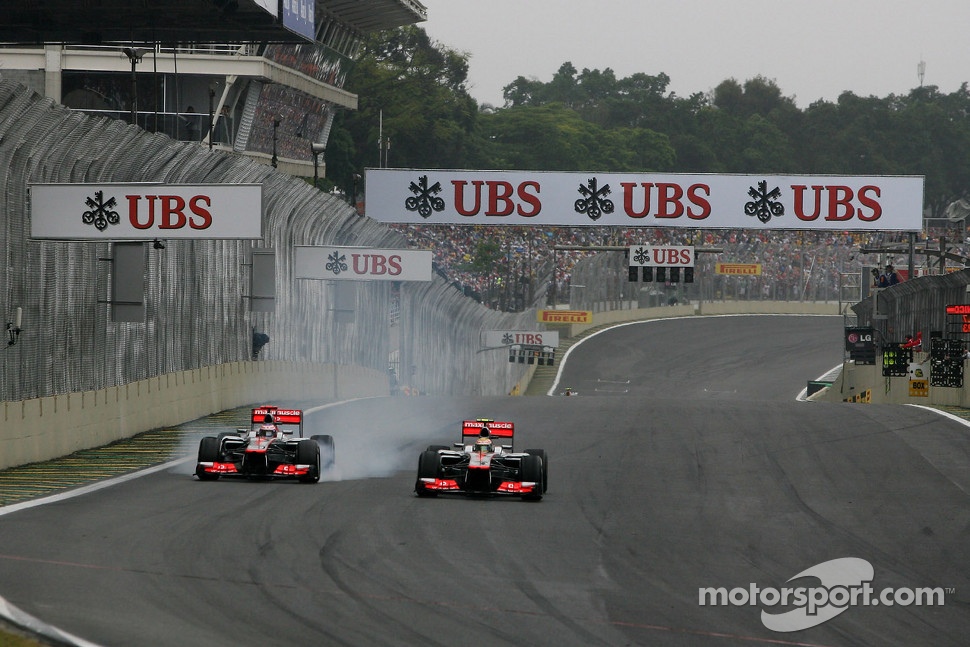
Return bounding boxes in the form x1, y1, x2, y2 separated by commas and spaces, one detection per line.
394, 224, 955, 312
0, 0, 427, 177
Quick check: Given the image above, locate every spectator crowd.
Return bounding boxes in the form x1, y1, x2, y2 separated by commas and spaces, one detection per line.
391, 224, 970, 310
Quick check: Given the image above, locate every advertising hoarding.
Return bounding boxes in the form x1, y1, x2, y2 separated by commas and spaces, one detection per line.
365, 169, 924, 231
483, 330, 559, 348
30, 183, 263, 239
294, 246, 432, 282
628, 245, 694, 267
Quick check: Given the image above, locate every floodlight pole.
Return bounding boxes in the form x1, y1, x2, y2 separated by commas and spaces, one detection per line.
310, 142, 326, 189
122, 47, 149, 126
208, 85, 215, 150
271, 118, 280, 168
127, 55, 137, 124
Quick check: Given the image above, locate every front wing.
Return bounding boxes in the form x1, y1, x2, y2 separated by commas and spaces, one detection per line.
417, 476, 539, 496
196, 440, 315, 480
416, 453, 540, 497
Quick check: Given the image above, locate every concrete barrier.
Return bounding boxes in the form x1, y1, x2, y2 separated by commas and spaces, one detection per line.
698, 301, 840, 316
0, 302, 844, 470
563, 300, 839, 338
0, 361, 386, 470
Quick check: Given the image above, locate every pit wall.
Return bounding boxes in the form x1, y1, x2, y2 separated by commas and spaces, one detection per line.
813, 359, 970, 407
0, 361, 385, 470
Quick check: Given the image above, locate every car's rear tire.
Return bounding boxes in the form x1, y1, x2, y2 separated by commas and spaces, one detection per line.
520, 454, 544, 501
525, 449, 548, 493
311, 434, 335, 468
415, 450, 441, 497
296, 440, 320, 483
196, 436, 220, 481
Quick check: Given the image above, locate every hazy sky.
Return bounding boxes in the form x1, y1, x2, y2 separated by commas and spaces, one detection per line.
418, 0, 970, 108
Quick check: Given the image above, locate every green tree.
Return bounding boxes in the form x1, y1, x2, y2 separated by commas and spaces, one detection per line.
458, 239, 505, 303
478, 103, 673, 171
328, 26, 481, 195
327, 23, 970, 227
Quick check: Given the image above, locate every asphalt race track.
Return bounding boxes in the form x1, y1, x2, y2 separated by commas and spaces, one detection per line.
1, 314, 969, 646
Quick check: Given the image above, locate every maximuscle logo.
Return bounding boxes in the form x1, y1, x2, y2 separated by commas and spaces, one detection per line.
699, 558, 947, 632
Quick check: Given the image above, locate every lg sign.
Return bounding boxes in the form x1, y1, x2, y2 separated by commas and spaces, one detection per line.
365, 169, 924, 231
29, 183, 263, 239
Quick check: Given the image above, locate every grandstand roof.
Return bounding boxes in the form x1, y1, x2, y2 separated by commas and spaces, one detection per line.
0, 0, 427, 45
321, 0, 427, 32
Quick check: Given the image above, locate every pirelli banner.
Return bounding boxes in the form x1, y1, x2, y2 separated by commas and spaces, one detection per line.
717, 263, 762, 276
539, 310, 592, 324
365, 169, 924, 231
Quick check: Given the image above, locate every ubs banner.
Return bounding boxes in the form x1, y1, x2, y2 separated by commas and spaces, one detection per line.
30, 183, 263, 239
294, 246, 432, 282
483, 330, 560, 348
365, 169, 924, 231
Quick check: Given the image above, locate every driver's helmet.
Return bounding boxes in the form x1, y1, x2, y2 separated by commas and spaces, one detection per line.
258, 424, 277, 438
474, 437, 492, 453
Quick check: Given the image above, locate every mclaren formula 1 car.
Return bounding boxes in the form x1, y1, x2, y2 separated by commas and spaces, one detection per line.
195, 405, 335, 483
414, 419, 547, 500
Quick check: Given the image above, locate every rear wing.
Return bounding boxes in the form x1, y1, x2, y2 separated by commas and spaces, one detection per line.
461, 419, 514, 443
249, 406, 304, 437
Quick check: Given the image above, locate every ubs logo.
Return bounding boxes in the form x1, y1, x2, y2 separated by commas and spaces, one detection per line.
79, 191, 214, 231
82, 190, 120, 231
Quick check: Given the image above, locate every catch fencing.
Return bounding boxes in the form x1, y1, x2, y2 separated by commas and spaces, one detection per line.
0, 79, 539, 408
853, 271, 970, 347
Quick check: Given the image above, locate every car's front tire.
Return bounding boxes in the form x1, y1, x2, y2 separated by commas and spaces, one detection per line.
196, 436, 221, 481
415, 450, 441, 497
296, 440, 320, 483
520, 454, 544, 501
525, 448, 548, 493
